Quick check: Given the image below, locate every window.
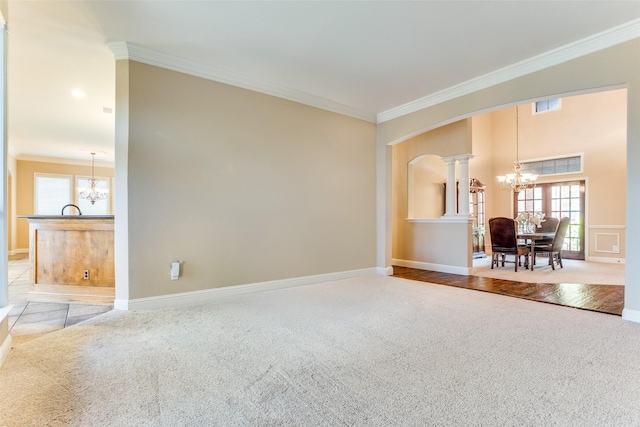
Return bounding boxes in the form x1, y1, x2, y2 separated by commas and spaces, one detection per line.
35, 174, 72, 215
35, 173, 112, 215
534, 98, 561, 113
514, 181, 585, 259
76, 176, 110, 215
521, 155, 582, 176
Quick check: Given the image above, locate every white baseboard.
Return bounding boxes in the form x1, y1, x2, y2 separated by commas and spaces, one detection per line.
622, 308, 640, 324
0, 334, 12, 368
586, 256, 625, 264
392, 258, 471, 275
114, 267, 378, 311
376, 266, 394, 276
8, 248, 28, 256
0, 305, 13, 368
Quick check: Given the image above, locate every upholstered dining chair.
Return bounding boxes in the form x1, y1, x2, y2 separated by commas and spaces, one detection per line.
488, 217, 530, 272
535, 217, 559, 245
533, 216, 570, 270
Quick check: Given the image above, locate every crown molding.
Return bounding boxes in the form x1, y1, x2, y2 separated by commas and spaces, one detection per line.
13, 152, 115, 168
107, 41, 377, 123
377, 18, 640, 123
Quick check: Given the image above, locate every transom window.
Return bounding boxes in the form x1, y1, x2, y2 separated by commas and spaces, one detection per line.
521, 155, 582, 176
534, 98, 561, 113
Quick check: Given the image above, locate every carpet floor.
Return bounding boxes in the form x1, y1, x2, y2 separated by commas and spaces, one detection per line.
1, 275, 640, 426
472, 257, 625, 285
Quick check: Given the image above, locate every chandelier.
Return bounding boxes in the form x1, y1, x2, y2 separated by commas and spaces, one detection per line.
496, 107, 537, 193
78, 152, 109, 205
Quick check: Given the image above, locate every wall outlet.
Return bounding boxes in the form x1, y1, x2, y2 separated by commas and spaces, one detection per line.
83, 270, 90, 280
171, 262, 180, 280
613, 245, 619, 253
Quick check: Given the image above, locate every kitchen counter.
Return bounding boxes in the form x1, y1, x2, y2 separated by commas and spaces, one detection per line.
22, 215, 115, 305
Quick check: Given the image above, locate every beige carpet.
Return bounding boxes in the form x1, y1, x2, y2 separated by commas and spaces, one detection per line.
473, 257, 625, 285
1, 275, 640, 426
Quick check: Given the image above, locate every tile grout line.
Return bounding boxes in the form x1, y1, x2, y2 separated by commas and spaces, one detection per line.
64, 304, 70, 328
8, 302, 28, 333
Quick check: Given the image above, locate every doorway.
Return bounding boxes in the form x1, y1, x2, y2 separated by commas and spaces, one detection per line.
514, 180, 586, 259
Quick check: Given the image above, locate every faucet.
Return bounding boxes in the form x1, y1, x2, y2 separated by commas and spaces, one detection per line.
61, 204, 82, 215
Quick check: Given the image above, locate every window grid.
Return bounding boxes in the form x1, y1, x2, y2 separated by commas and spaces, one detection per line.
35, 174, 72, 215
76, 176, 110, 215
35, 173, 112, 215
514, 180, 585, 259
521, 155, 581, 176
534, 98, 561, 113
550, 183, 582, 252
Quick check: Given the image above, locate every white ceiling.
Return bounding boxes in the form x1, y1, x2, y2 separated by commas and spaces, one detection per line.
6, 1, 640, 163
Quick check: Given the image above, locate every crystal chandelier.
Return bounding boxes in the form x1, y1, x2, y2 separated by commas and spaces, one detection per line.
78, 152, 109, 205
496, 107, 537, 193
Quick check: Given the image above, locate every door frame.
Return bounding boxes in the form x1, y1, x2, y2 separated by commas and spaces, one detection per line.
513, 179, 587, 260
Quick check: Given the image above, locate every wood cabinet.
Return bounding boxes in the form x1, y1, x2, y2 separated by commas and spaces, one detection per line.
445, 179, 486, 258
469, 179, 486, 258
23, 216, 114, 305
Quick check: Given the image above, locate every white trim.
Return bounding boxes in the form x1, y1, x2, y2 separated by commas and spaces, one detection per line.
585, 256, 625, 264
376, 266, 394, 276
377, 19, 640, 123
407, 217, 474, 224
14, 153, 115, 168
0, 305, 12, 368
114, 267, 377, 311
8, 248, 28, 256
0, 334, 11, 368
392, 258, 471, 276
107, 41, 376, 123
589, 225, 626, 230
594, 233, 620, 254
622, 308, 640, 324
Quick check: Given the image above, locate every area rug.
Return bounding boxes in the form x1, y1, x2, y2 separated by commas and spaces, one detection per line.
473, 257, 625, 285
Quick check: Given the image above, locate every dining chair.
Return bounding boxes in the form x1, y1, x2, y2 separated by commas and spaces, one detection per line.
488, 217, 530, 272
532, 216, 570, 269
535, 217, 559, 245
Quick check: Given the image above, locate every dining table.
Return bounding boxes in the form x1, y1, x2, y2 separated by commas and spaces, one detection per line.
517, 231, 556, 270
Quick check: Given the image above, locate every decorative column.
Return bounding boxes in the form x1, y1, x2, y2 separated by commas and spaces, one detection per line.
456, 154, 474, 216
442, 156, 457, 217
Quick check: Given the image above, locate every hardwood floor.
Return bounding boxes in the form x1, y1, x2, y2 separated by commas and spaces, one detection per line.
392, 266, 624, 316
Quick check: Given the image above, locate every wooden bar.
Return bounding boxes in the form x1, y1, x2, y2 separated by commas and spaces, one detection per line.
22, 216, 115, 305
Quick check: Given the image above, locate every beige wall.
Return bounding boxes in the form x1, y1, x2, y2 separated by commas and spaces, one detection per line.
118, 61, 377, 300
377, 38, 640, 317
468, 89, 626, 260
392, 119, 471, 270
15, 160, 115, 250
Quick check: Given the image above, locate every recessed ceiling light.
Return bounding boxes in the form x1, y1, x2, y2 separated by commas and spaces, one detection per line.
71, 89, 86, 98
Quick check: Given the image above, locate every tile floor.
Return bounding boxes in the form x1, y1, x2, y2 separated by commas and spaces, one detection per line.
7, 254, 112, 347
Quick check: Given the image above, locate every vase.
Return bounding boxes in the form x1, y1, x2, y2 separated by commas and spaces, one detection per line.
519, 221, 535, 234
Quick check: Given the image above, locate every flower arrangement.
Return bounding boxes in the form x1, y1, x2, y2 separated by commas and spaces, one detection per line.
516, 211, 545, 233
